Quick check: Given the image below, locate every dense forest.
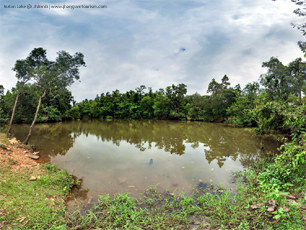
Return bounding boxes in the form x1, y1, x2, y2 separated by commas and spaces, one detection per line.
1, 49, 306, 144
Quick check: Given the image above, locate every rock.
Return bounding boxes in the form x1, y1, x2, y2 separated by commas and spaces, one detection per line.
118, 177, 127, 183
278, 206, 290, 213
29, 155, 39, 160
23, 151, 28, 153
32, 152, 40, 155
9, 138, 18, 144
29, 176, 36, 181
267, 199, 276, 212
169, 193, 175, 196
250, 203, 265, 210
37, 176, 41, 179
267, 207, 275, 212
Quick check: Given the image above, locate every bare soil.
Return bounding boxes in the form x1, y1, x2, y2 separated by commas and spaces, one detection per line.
0, 135, 40, 172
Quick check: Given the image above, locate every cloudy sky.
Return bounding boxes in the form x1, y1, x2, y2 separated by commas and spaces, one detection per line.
0, 0, 305, 102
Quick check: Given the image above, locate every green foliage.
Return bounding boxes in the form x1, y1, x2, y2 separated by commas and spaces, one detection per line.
69, 83, 188, 120
249, 101, 306, 140
43, 106, 62, 122
0, 85, 8, 131
2, 83, 75, 124
68, 106, 80, 120
257, 141, 306, 192
0, 163, 74, 229
260, 57, 293, 101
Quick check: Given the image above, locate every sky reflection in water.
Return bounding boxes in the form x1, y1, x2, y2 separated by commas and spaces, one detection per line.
12, 119, 281, 202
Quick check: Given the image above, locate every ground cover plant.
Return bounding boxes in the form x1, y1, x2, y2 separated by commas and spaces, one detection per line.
65, 139, 306, 229
65, 174, 306, 229
0, 164, 73, 229
0, 133, 75, 229
1, 125, 306, 229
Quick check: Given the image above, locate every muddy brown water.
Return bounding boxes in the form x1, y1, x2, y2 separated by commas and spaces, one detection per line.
12, 119, 282, 209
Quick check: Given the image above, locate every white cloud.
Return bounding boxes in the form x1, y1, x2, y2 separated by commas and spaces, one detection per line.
1, 0, 305, 101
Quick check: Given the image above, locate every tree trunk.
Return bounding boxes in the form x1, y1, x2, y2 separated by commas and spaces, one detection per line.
7, 81, 27, 137
23, 89, 47, 145
7, 93, 20, 137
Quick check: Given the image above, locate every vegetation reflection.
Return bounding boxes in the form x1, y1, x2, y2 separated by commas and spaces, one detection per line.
12, 119, 281, 168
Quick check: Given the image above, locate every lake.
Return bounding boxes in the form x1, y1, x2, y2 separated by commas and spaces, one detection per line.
12, 119, 281, 206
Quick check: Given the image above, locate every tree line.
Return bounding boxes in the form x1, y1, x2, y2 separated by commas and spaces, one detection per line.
1, 41, 306, 144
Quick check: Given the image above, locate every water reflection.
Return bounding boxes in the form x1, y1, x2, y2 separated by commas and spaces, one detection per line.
12, 123, 80, 162
12, 120, 281, 167
11, 119, 281, 200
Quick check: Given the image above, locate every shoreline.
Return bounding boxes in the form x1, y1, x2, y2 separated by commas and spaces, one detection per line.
0, 133, 74, 229
1, 132, 305, 229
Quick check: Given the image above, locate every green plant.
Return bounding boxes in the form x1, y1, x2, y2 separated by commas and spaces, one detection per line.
0, 163, 74, 229
267, 188, 288, 204
272, 207, 287, 221
8, 158, 18, 165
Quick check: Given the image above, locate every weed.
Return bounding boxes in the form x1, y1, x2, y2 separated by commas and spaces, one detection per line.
8, 158, 18, 165
0, 164, 74, 229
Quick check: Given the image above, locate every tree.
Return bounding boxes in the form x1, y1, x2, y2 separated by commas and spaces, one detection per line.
7, 48, 48, 137
23, 48, 86, 145
206, 75, 237, 120
272, 0, 306, 33
153, 93, 171, 118
291, 0, 306, 34
260, 57, 292, 100
187, 93, 208, 121
5, 83, 43, 123
166, 83, 187, 116
140, 95, 154, 118
0, 85, 4, 95
135, 85, 146, 96
207, 78, 222, 95
244, 81, 260, 102
0, 85, 8, 131
288, 57, 306, 101
221, 75, 230, 89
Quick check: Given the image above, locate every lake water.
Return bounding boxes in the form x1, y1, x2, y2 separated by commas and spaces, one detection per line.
12, 119, 281, 205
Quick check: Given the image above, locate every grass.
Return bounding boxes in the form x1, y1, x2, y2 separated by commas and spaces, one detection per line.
0, 163, 74, 229
65, 178, 306, 229
0, 132, 305, 229
65, 153, 306, 230
66, 186, 209, 229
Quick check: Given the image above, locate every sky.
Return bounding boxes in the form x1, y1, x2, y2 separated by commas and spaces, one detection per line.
0, 0, 305, 102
